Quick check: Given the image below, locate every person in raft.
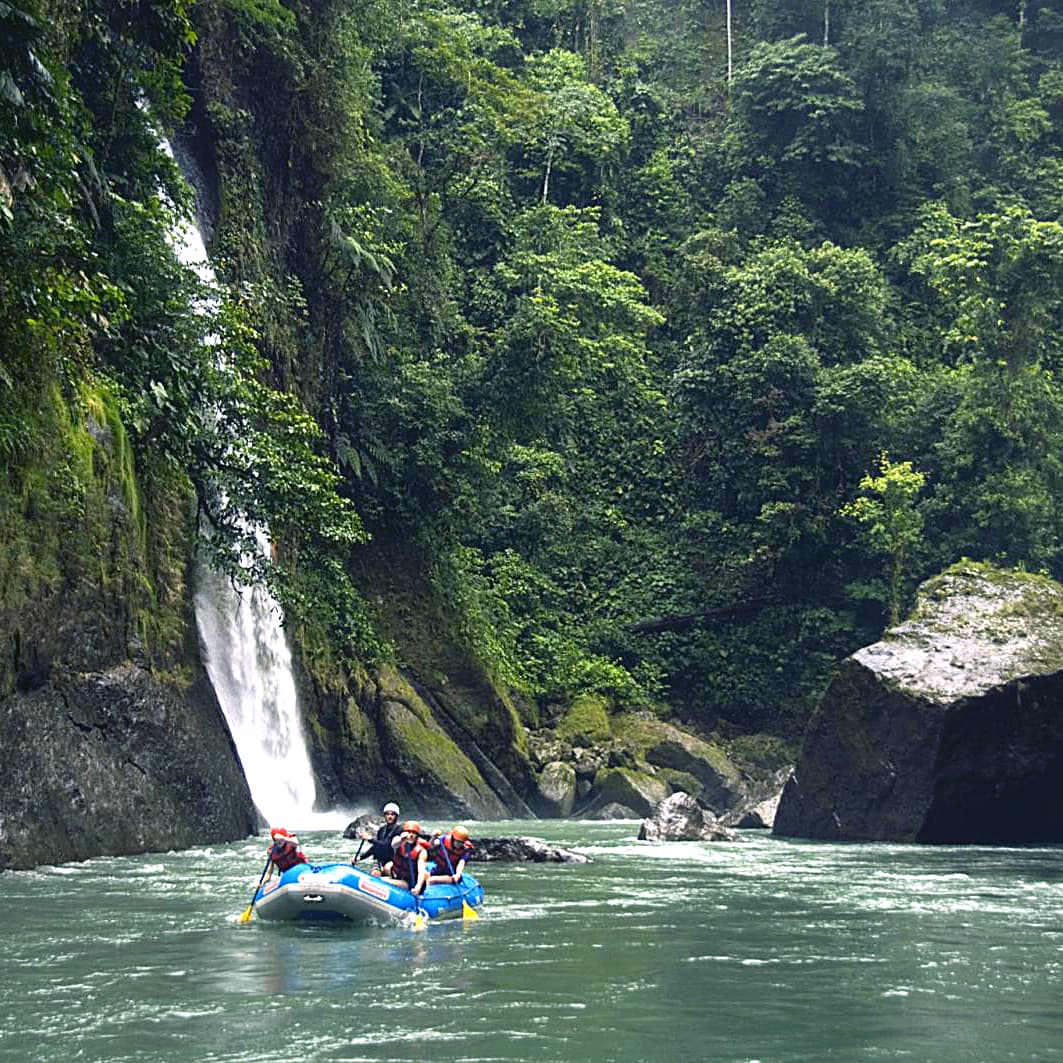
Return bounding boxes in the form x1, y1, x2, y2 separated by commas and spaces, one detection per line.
266, 827, 308, 879
352, 801, 403, 875
382, 820, 429, 895
427, 825, 474, 884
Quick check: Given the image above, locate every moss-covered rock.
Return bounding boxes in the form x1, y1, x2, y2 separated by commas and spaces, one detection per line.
655, 767, 704, 800
556, 694, 612, 745
586, 767, 670, 817
0, 386, 257, 869
611, 713, 745, 811
376, 665, 510, 819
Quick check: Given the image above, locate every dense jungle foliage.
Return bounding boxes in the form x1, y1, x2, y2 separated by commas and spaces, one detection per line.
5, 0, 1063, 738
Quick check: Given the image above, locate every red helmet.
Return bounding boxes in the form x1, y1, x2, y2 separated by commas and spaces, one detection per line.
270, 827, 298, 847
402, 820, 422, 836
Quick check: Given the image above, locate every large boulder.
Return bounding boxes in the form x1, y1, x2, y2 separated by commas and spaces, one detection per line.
0, 388, 258, 871
638, 792, 739, 842
774, 563, 1063, 843
299, 543, 537, 818
611, 713, 746, 812
376, 666, 511, 819
0, 663, 257, 870
584, 767, 670, 817
533, 761, 577, 818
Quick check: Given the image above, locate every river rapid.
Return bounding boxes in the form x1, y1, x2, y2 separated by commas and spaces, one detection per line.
1, 821, 1060, 1062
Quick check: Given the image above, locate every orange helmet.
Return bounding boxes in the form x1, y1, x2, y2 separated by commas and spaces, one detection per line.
451, 825, 470, 843
402, 820, 422, 836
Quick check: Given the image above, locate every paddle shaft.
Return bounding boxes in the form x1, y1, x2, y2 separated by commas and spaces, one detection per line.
240, 851, 273, 923
439, 839, 478, 918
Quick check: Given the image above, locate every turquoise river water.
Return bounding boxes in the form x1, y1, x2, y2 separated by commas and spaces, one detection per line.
0, 821, 1060, 1062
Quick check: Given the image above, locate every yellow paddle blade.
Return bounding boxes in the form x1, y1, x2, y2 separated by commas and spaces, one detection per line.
462, 900, 479, 921
238, 906, 254, 924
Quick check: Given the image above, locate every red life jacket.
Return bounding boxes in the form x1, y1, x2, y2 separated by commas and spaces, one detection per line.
391, 839, 425, 884
431, 834, 469, 874
269, 842, 307, 872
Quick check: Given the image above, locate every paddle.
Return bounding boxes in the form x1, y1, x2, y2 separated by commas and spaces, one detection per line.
406, 838, 428, 931
439, 838, 479, 921
239, 850, 273, 924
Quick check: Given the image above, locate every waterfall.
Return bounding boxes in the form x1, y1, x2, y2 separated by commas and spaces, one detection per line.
159, 134, 345, 831
192, 533, 321, 827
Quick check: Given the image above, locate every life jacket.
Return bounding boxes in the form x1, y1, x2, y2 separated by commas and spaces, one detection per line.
269, 841, 307, 872
391, 839, 426, 885
431, 834, 471, 874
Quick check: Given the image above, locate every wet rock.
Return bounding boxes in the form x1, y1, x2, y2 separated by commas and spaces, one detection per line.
0, 663, 257, 871
721, 767, 793, 829
342, 814, 379, 840
572, 748, 605, 781
526, 732, 568, 770
534, 760, 577, 818
638, 792, 739, 842
774, 563, 1063, 843
474, 837, 591, 863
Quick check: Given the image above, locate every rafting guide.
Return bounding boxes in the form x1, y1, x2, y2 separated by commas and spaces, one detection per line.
351, 801, 403, 874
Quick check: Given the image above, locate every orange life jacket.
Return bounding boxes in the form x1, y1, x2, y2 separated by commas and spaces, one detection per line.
431, 834, 470, 874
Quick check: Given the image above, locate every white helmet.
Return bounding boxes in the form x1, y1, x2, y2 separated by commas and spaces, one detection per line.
382, 802, 400, 815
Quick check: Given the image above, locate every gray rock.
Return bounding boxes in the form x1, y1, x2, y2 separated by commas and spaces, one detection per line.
474, 836, 591, 863
582, 802, 641, 820
638, 792, 739, 842
721, 767, 793, 829
644, 734, 745, 811
774, 563, 1063, 843
534, 760, 577, 818
583, 767, 670, 817
0, 663, 257, 871
342, 814, 379, 841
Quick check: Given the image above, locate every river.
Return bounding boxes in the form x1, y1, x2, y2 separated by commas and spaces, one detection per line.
1, 821, 1060, 1061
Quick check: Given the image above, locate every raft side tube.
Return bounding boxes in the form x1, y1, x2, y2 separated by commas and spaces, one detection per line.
252, 863, 484, 924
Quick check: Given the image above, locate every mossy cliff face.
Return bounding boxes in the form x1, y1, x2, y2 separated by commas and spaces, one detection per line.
294, 553, 536, 818
0, 389, 256, 871
296, 658, 519, 818
774, 562, 1063, 843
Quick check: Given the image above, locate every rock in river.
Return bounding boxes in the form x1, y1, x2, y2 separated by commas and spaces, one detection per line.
638, 792, 739, 842
474, 837, 591, 863
774, 563, 1063, 844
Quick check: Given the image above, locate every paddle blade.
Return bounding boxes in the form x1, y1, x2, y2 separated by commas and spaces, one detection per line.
462, 900, 479, 921
406, 910, 427, 932
238, 906, 254, 924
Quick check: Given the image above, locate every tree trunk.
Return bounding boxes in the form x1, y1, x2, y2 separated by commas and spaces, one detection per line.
726, 0, 734, 87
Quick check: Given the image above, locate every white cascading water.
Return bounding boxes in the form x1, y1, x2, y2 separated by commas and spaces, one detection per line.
192, 533, 321, 827
161, 138, 346, 830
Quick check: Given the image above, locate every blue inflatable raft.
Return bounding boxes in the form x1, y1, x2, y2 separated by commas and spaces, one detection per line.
252, 862, 485, 924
